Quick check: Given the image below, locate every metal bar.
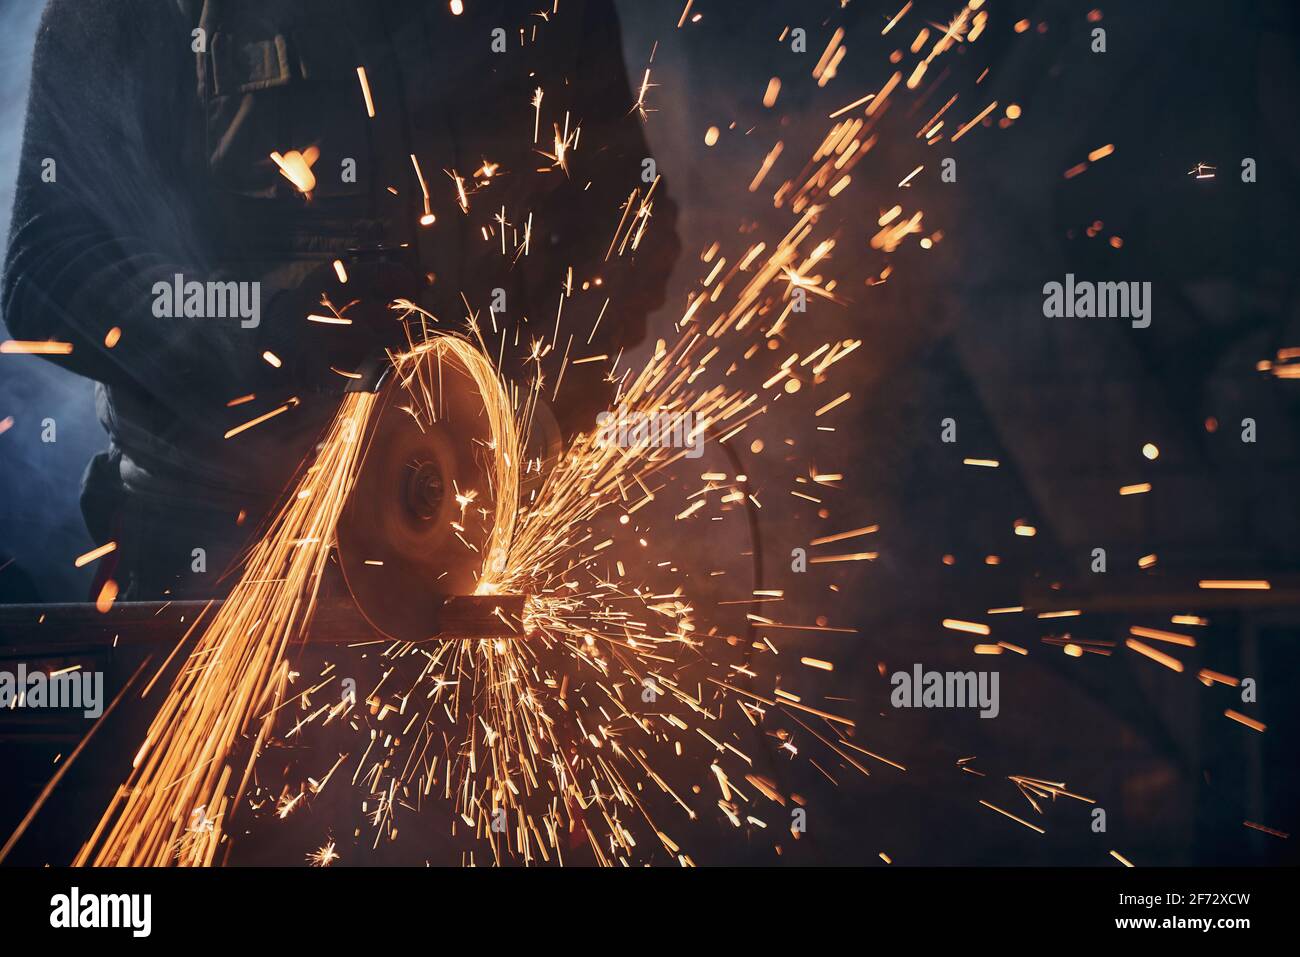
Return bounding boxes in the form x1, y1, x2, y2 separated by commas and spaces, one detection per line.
0, 594, 527, 655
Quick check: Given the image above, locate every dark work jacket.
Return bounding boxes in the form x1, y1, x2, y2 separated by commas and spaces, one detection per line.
3, 0, 678, 596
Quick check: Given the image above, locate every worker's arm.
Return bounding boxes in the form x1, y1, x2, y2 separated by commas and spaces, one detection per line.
529, 0, 681, 435
1, 0, 287, 409
567, 0, 680, 348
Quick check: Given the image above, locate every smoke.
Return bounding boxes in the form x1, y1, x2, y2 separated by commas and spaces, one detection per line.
0, 0, 98, 601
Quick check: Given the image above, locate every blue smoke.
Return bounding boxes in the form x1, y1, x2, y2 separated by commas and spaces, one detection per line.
0, 0, 99, 601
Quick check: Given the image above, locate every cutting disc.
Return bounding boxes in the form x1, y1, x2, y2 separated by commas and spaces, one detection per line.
336, 342, 509, 640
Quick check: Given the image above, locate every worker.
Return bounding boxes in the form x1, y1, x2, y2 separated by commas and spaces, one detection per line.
2, 0, 679, 600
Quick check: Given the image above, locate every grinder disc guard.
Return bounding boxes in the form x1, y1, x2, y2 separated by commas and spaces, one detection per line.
336, 345, 507, 640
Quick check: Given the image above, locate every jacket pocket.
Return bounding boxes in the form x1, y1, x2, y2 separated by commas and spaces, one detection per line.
205, 28, 370, 201
211, 33, 292, 95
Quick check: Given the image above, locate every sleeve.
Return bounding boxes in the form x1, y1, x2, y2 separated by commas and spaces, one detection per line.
1, 0, 278, 409
569, 0, 680, 347
531, 0, 681, 434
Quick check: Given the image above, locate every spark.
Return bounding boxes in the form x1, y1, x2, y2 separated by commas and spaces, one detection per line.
411, 154, 437, 225
1125, 638, 1184, 673
94, 580, 118, 615
1129, 626, 1195, 647
308, 842, 340, 866
73, 541, 117, 568
1224, 710, 1266, 733
1, 340, 73, 355
82, 390, 376, 865
70, 1, 1035, 868
883, 1, 912, 35
357, 66, 376, 117
809, 525, 878, 546
762, 77, 781, 108
270, 147, 318, 194
633, 62, 656, 122
951, 101, 997, 142
223, 398, 300, 439
979, 800, 1045, 835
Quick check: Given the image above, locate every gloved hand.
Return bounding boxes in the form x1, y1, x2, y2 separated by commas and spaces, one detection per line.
261, 253, 423, 393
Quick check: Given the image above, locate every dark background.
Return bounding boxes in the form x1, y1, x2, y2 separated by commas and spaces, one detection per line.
2, 0, 1298, 865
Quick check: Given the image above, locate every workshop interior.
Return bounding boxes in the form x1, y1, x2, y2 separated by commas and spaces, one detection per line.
0, 0, 1297, 892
